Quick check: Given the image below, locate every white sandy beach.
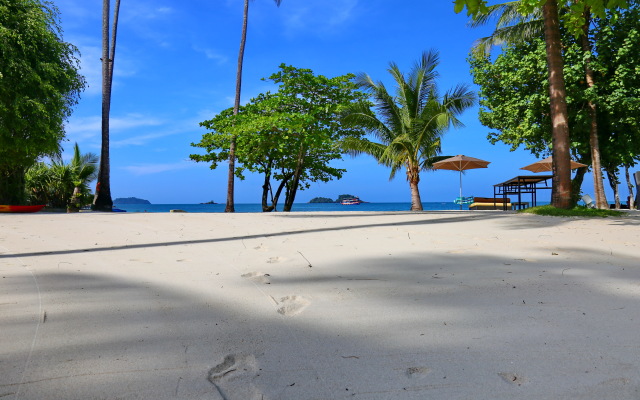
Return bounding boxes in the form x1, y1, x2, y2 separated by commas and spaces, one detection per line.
1, 210, 639, 399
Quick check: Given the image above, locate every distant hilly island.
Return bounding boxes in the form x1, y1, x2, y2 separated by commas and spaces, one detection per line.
113, 197, 151, 204
309, 194, 364, 203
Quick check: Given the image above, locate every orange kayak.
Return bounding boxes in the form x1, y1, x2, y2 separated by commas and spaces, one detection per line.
0, 205, 46, 213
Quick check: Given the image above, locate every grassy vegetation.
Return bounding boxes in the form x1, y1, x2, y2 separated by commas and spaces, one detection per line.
518, 205, 626, 217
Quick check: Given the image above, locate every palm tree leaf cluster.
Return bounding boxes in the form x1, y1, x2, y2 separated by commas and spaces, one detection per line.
25, 143, 98, 210
342, 50, 476, 211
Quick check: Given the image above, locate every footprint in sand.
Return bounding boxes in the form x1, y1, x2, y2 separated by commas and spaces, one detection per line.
253, 243, 268, 251
267, 256, 286, 264
498, 372, 527, 386
406, 367, 431, 378
277, 295, 309, 316
208, 354, 262, 399
241, 272, 271, 284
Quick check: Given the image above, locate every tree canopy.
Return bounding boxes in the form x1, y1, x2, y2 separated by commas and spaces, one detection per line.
469, 4, 640, 196
0, 0, 85, 204
191, 64, 366, 212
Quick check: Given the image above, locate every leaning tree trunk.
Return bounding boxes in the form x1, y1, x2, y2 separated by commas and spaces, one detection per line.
270, 174, 290, 212
605, 168, 620, 209
580, 9, 608, 209
542, 0, 572, 209
226, 0, 250, 213
625, 166, 635, 209
407, 165, 423, 211
93, 0, 120, 211
283, 146, 306, 212
261, 161, 274, 212
570, 165, 587, 208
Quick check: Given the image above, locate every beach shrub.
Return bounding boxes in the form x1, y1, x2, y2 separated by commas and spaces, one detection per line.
24, 143, 98, 210
518, 205, 624, 217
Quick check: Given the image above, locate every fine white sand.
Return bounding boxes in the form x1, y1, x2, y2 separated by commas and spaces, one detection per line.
1, 210, 639, 399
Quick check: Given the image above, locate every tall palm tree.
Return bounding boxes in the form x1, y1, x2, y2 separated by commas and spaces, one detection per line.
469, 1, 608, 209
226, 0, 283, 213
342, 51, 476, 211
93, 0, 121, 211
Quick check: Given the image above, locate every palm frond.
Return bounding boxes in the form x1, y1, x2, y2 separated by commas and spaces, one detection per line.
344, 51, 476, 189
415, 50, 440, 106
471, 19, 544, 56
421, 154, 450, 170
340, 137, 388, 162
467, 1, 525, 28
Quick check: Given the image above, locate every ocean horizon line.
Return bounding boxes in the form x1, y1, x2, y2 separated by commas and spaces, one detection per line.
112, 201, 552, 213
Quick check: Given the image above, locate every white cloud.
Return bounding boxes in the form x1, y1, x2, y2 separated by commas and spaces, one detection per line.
121, 160, 195, 176
65, 114, 164, 143
282, 0, 358, 35
111, 132, 173, 148
123, 3, 175, 21
192, 45, 229, 64
327, 0, 357, 26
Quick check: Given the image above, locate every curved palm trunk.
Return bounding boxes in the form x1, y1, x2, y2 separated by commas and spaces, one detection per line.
579, 9, 608, 209
226, 0, 250, 213
542, 0, 572, 209
407, 165, 423, 211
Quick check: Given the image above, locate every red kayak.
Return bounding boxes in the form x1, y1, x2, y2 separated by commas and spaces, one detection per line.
0, 205, 46, 213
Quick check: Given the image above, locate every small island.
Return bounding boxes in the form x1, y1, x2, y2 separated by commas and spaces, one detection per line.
309, 197, 334, 203
113, 197, 151, 205
200, 200, 217, 204
309, 194, 366, 204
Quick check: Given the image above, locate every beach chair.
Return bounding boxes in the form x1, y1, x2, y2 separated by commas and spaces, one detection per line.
582, 194, 596, 208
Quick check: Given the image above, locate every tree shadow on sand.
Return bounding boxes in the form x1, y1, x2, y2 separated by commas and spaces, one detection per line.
2, 242, 639, 399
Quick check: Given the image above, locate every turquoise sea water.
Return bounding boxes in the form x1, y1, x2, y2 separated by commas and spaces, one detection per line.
113, 202, 473, 213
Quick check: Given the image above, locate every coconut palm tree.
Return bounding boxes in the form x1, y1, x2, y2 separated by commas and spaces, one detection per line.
469, 1, 609, 209
93, 0, 121, 211
226, 0, 283, 212
68, 143, 99, 211
341, 50, 476, 211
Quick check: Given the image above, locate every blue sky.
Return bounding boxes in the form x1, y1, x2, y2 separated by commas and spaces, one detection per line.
55, 0, 610, 204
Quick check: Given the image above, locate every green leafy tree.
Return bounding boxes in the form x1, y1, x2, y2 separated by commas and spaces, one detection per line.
0, 0, 85, 204
192, 65, 366, 212
93, 0, 122, 211
468, 1, 610, 208
469, 5, 640, 205
341, 51, 476, 211
456, 0, 630, 208
226, 0, 284, 213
